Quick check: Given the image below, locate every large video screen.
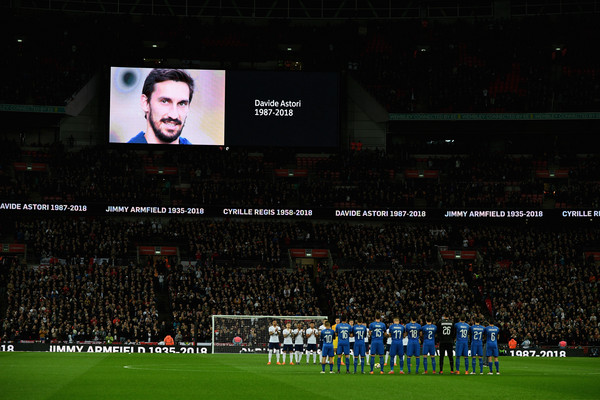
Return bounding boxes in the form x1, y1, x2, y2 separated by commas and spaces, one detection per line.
110, 67, 226, 145
224, 71, 339, 147
109, 67, 339, 147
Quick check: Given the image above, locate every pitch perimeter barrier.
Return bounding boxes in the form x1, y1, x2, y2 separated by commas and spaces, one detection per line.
504, 347, 594, 357
0, 343, 597, 357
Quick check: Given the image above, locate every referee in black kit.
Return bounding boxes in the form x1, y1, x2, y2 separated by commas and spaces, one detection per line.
438, 314, 455, 374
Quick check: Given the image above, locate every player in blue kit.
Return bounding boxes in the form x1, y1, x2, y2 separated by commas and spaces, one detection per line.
352, 318, 368, 374
405, 314, 422, 374
470, 317, 485, 374
369, 315, 387, 374
320, 321, 335, 373
455, 315, 470, 374
387, 317, 405, 374
421, 316, 437, 374
335, 317, 352, 373
484, 321, 500, 375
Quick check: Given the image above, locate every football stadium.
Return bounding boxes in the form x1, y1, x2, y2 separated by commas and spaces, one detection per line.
0, 1, 599, 399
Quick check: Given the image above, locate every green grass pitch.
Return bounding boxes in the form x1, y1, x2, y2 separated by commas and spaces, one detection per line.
0, 353, 598, 399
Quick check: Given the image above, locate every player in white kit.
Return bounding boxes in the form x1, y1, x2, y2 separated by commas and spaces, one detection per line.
305, 321, 319, 364
292, 323, 305, 364
282, 322, 294, 365
384, 332, 393, 365
349, 319, 356, 364
268, 320, 281, 365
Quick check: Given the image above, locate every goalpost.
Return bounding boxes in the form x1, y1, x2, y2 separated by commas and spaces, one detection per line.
211, 315, 327, 354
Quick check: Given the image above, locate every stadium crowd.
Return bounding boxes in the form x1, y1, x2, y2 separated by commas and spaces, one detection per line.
353, 17, 600, 113
2, 217, 599, 347
168, 264, 321, 342
3, 142, 600, 210
322, 265, 484, 327
312, 222, 441, 268
1, 260, 160, 343
11, 217, 307, 268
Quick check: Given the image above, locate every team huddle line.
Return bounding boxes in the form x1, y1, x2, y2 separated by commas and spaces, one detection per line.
266, 314, 501, 375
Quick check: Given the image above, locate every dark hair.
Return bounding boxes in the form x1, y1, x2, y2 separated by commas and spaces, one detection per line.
142, 69, 195, 102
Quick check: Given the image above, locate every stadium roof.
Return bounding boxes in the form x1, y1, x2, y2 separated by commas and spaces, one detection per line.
6, 0, 599, 19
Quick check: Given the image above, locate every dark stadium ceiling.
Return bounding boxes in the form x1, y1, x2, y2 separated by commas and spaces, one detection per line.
6, 0, 600, 18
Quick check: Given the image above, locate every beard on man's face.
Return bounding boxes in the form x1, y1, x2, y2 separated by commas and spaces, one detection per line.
148, 109, 185, 143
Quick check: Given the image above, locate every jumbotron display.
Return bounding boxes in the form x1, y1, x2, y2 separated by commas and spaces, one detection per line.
224, 71, 339, 147
109, 67, 339, 147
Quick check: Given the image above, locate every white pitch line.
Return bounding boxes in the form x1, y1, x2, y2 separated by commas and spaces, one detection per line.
123, 364, 215, 372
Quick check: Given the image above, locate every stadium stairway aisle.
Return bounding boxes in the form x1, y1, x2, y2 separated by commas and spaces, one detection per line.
314, 276, 332, 320
155, 288, 173, 330
464, 263, 493, 321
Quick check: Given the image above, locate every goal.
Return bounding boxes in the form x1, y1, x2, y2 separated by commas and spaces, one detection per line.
211, 315, 327, 354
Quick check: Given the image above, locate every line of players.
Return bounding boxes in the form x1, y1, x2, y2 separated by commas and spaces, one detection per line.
267, 320, 321, 365
267, 314, 501, 375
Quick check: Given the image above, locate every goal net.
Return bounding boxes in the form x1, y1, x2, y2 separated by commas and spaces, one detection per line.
211, 315, 327, 354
